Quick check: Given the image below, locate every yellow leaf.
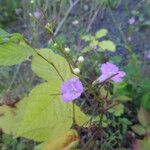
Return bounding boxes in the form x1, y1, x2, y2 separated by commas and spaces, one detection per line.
44, 130, 79, 150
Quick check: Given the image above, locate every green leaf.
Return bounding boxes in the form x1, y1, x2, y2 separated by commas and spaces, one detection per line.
0, 28, 10, 37
132, 136, 150, 150
32, 49, 74, 83
110, 56, 122, 64
81, 35, 95, 42
95, 29, 108, 39
141, 93, 150, 110
138, 107, 150, 128
132, 124, 146, 136
115, 95, 131, 102
33, 143, 45, 150
82, 46, 92, 53
89, 40, 99, 47
0, 42, 33, 66
0, 82, 88, 142
109, 104, 124, 117
98, 40, 116, 52
2, 134, 17, 146
0, 29, 23, 43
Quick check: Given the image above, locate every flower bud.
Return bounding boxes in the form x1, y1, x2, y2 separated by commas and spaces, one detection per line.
78, 56, 84, 63
54, 43, 57, 47
73, 68, 80, 74
30, 0, 34, 3
29, 13, 33, 17
64, 47, 70, 53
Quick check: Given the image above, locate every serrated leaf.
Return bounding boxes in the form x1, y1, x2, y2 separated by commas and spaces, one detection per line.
138, 107, 150, 128
0, 82, 88, 142
0, 42, 33, 66
32, 49, 74, 83
95, 29, 108, 39
98, 40, 116, 52
132, 124, 146, 136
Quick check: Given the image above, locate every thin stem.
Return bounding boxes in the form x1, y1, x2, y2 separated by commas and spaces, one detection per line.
108, 6, 132, 54
36, 51, 65, 82
24, 39, 64, 82
48, 0, 80, 43
72, 101, 76, 123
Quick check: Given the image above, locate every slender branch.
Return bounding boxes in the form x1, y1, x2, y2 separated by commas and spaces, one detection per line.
36, 51, 65, 82
54, 0, 80, 36
86, 5, 101, 32
24, 39, 64, 81
49, 0, 80, 43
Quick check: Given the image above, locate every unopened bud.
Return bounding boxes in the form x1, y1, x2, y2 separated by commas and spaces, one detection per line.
30, 0, 34, 3
64, 47, 70, 53
29, 13, 33, 17
78, 56, 84, 63
73, 68, 80, 74
54, 43, 57, 47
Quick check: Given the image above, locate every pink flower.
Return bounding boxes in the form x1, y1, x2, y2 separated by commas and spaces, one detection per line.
61, 77, 83, 102
98, 62, 126, 83
33, 10, 41, 19
146, 53, 150, 59
128, 17, 136, 25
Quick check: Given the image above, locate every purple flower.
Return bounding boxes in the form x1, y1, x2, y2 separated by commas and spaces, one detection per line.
33, 10, 41, 19
128, 17, 136, 25
146, 53, 150, 59
61, 77, 83, 102
98, 62, 126, 83
127, 36, 132, 42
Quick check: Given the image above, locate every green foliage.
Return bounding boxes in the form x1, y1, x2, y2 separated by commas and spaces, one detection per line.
132, 124, 146, 136
132, 107, 150, 136
1, 133, 26, 150
32, 49, 74, 83
98, 40, 116, 51
0, 28, 34, 66
138, 107, 150, 128
81, 28, 116, 53
0, 42, 33, 66
2, 134, 17, 147
108, 104, 124, 117
0, 28, 10, 37
0, 0, 21, 26
123, 54, 150, 110
132, 136, 150, 150
0, 47, 87, 143
95, 29, 108, 39
141, 93, 150, 110
95, 0, 122, 8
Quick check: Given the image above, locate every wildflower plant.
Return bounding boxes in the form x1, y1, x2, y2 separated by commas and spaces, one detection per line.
0, 27, 130, 149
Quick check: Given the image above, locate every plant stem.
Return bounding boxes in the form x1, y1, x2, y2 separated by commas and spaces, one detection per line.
24, 39, 65, 82
72, 101, 76, 123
